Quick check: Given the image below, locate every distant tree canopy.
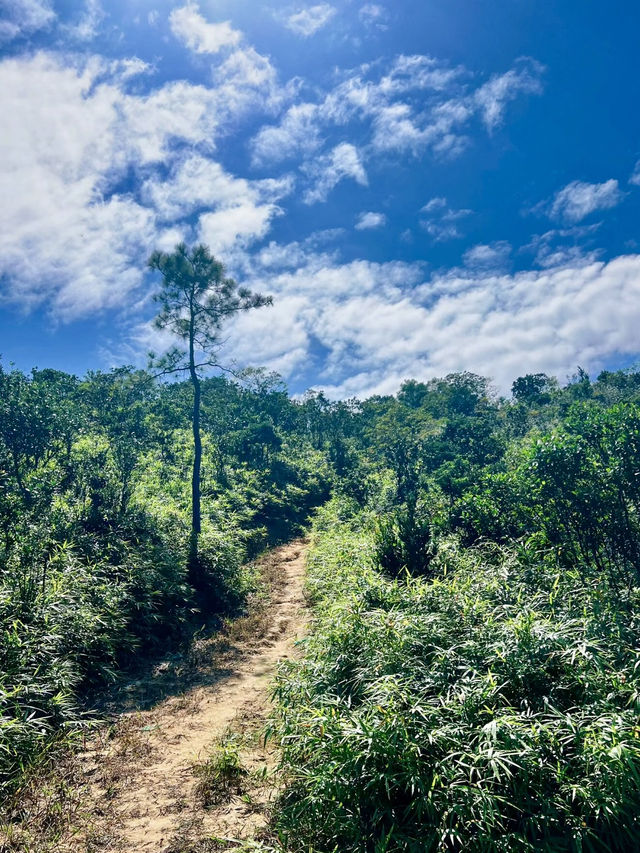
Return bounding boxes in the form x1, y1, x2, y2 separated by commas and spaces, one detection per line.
511, 371, 557, 403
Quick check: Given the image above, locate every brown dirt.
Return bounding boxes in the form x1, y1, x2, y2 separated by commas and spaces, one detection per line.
7, 540, 308, 853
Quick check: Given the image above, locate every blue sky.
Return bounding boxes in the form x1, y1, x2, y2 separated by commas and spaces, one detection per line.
1, 0, 640, 397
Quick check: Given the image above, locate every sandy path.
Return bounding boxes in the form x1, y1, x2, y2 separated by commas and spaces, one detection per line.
67, 539, 308, 853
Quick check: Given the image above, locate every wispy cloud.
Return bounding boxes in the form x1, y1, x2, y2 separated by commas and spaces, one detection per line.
522, 224, 601, 268
474, 57, 544, 130
250, 53, 543, 197
355, 211, 386, 230
463, 241, 511, 271
629, 160, 640, 186
419, 198, 472, 241
282, 4, 337, 37
303, 142, 367, 204
64, 0, 105, 42
169, 2, 241, 54
0, 0, 55, 41
546, 179, 625, 223
359, 4, 387, 29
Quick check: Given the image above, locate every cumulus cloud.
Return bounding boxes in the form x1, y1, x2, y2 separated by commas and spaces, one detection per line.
419, 197, 472, 241
282, 4, 337, 36
169, 2, 241, 54
251, 102, 321, 167
355, 211, 386, 230
303, 142, 367, 203
250, 53, 543, 186
212, 46, 289, 120
142, 154, 291, 223
0, 0, 55, 41
218, 253, 640, 399
547, 179, 624, 223
370, 101, 466, 156
0, 51, 291, 320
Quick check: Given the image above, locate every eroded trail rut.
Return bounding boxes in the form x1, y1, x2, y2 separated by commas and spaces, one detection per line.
70, 540, 308, 853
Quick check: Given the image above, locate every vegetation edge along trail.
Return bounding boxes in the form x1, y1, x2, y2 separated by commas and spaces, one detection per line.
1, 539, 309, 852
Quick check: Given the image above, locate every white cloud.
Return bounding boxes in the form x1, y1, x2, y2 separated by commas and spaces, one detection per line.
359, 4, 387, 28
244, 229, 343, 274
169, 2, 241, 54
0, 0, 55, 40
0, 51, 290, 320
629, 160, 640, 186
419, 198, 472, 241
522, 224, 600, 268
198, 203, 282, 253
142, 154, 292, 223
219, 253, 640, 399
548, 179, 624, 223
212, 46, 289, 120
65, 0, 105, 41
379, 54, 463, 95
250, 102, 321, 166
283, 4, 336, 37
422, 197, 447, 214
367, 98, 471, 157
250, 53, 542, 182
303, 142, 367, 203
475, 57, 544, 130
355, 211, 386, 230
463, 241, 511, 271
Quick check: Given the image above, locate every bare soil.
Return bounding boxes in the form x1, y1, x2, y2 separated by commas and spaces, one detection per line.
2, 540, 308, 853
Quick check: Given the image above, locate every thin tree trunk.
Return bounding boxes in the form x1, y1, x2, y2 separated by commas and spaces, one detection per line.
191, 370, 202, 537
188, 314, 203, 589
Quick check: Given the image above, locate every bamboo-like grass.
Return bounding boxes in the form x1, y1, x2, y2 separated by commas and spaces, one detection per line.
271, 498, 640, 852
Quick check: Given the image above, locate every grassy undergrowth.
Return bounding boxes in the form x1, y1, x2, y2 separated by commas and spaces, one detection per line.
271, 497, 640, 853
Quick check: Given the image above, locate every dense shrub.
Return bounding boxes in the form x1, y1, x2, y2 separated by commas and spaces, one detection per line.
373, 500, 436, 579
272, 503, 640, 853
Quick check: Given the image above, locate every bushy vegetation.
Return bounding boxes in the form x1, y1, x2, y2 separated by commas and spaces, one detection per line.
270, 368, 640, 852
5, 343, 640, 853
0, 363, 334, 797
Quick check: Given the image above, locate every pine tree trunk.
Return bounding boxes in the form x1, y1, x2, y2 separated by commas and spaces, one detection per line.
188, 320, 203, 590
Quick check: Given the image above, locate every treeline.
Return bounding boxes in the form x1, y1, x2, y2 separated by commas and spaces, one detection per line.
271, 367, 640, 852
0, 363, 336, 796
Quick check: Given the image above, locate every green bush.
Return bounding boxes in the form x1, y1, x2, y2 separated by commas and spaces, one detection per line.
373, 501, 436, 579
272, 509, 640, 853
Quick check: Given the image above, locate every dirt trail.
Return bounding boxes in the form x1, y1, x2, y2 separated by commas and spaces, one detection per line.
66, 539, 308, 853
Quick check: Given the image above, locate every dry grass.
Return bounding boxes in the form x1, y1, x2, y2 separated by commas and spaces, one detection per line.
193, 731, 249, 808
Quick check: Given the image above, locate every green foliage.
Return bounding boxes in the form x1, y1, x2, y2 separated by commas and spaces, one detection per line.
272, 507, 640, 852
7, 350, 640, 845
0, 359, 333, 797
373, 500, 436, 579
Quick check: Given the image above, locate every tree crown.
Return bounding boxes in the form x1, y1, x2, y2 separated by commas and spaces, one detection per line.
148, 243, 272, 375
